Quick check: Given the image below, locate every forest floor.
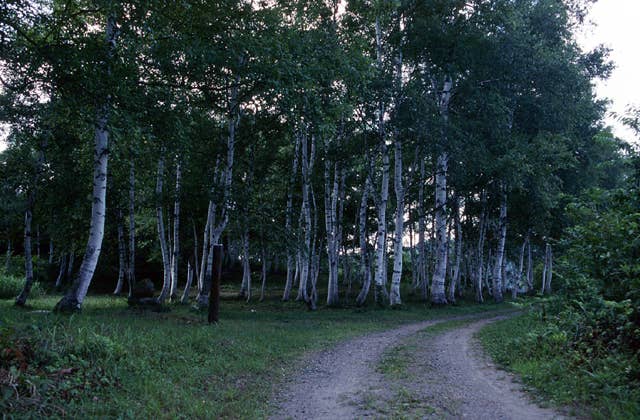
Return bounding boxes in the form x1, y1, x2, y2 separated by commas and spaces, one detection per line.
271, 313, 565, 419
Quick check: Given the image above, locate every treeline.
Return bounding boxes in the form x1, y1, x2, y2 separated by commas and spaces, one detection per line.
0, 0, 631, 311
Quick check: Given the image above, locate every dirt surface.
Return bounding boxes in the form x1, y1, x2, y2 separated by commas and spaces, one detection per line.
270, 313, 565, 420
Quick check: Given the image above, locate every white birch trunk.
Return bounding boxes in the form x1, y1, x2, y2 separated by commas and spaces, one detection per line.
448, 195, 462, 303
475, 190, 487, 303
260, 248, 268, 302
156, 156, 172, 304
390, 124, 404, 306
55, 254, 67, 289
170, 161, 182, 301
127, 157, 136, 297
546, 245, 553, 294
325, 156, 341, 306
491, 184, 507, 303
239, 229, 251, 301
181, 261, 194, 304
54, 15, 117, 312
355, 177, 372, 306
113, 210, 126, 295
283, 133, 300, 301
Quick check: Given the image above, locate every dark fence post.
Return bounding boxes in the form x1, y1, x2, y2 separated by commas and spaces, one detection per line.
208, 244, 223, 324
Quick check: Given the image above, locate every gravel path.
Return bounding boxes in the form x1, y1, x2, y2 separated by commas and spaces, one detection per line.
408, 316, 566, 419
270, 312, 565, 420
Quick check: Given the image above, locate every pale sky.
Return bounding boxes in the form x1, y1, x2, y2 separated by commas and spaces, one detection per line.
0, 1, 638, 152
576, 0, 640, 144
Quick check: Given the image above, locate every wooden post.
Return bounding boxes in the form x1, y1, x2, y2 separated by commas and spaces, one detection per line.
208, 244, 223, 324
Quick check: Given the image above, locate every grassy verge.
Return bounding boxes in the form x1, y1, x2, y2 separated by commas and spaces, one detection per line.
1, 290, 512, 419
477, 310, 640, 419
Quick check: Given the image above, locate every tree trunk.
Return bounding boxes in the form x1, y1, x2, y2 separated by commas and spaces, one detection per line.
325, 155, 341, 307
492, 184, 507, 303
430, 76, 453, 305
155, 156, 172, 304
448, 195, 462, 303
430, 152, 449, 304
239, 229, 251, 301
526, 234, 533, 291
55, 254, 67, 289
283, 132, 300, 301
113, 209, 126, 295
514, 236, 527, 299
54, 15, 117, 313
181, 261, 194, 304
197, 201, 212, 301
260, 248, 268, 302
356, 178, 372, 306
417, 157, 427, 301
48, 240, 53, 264
545, 244, 553, 294
475, 190, 487, 303
127, 157, 136, 297
192, 220, 200, 282
15, 204, 34, 306
170, 161, 182, 301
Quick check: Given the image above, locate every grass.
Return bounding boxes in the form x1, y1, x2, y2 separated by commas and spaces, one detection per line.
477, 310, 640, 419
1, 286, 514, 419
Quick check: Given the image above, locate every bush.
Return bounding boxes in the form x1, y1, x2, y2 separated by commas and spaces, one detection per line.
0, 271, 45, 299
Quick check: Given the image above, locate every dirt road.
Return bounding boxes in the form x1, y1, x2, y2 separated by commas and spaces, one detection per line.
270, 313, 564, 419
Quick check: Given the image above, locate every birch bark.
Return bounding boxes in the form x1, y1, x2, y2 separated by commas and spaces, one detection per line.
283, 133, 300, 301
491, 184, 507, 303
54, 14, 118, 312
170, 161, 182, 301
113, 209, 126, 295
156, 156, 172, 304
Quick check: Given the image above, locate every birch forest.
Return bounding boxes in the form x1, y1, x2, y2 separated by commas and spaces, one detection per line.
1, 0, 639, 418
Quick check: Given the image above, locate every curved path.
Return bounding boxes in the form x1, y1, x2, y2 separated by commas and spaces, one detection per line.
270, 313, 565, 419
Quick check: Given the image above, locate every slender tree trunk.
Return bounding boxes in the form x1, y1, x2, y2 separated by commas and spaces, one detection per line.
181, 261, 194, 304
475, 190, 487, 303
545, 244, 553, 294
54, 15, 117, 312
514, 236, 527, 299
15, 204, 34, 306
127, 158, 136, 297
417, 158, 427, 301
196, 201, 212, 302
492, 184, 507, 303
448, 195, 462, 303
325, 156, 341, 307
170, 161, 182, 301
113, 209, 126, 295
260, 248, 268, 302
192, 220, 200, 282
156, 156, 172, 304
48, 240, 53, 264
356, 178, 372, 306
430, 152, 449, 304
299, 130, 313, 305
239, 228, 251, 301
35, 225, 40, 260
283, 133, 300, 301
430, 76, 453, 305
55, 254, 67, 289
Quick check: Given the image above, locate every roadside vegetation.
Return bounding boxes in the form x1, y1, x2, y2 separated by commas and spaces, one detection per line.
1, 290, 509, 418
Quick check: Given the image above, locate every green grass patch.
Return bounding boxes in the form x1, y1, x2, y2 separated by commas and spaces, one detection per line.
477, 311, 640, 419
0, 271, 45, 299
1, 293, 514, 418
